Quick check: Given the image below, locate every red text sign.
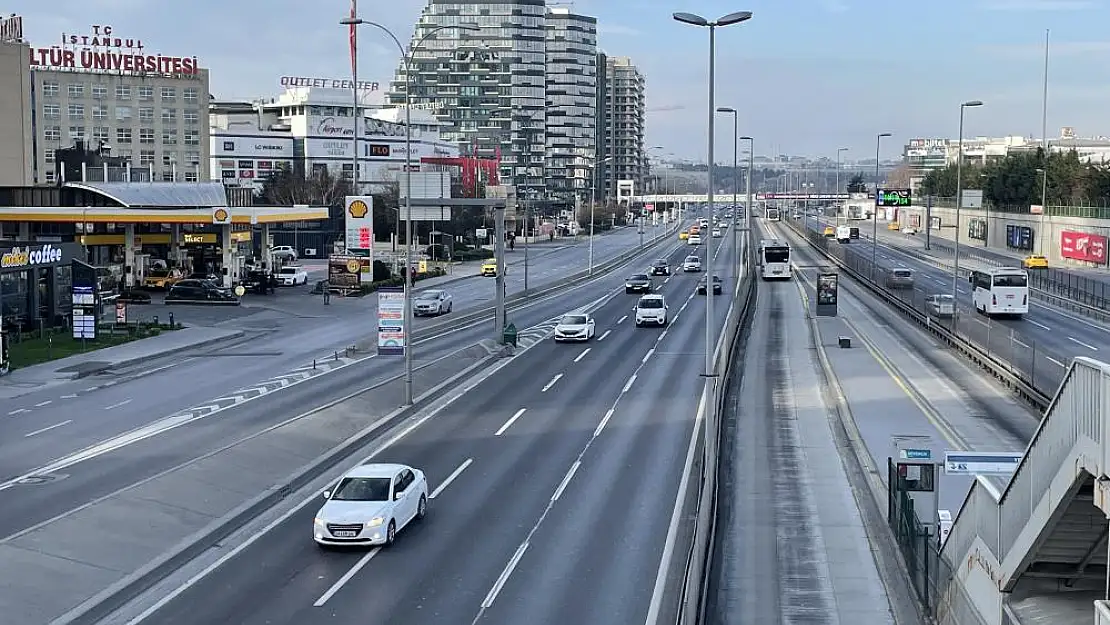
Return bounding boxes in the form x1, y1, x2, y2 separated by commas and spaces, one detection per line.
28, 24, 198, 76
1060, 230, 1108, 264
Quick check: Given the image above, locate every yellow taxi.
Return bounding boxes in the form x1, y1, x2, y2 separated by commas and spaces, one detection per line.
480, 259, 498, 277
1022, 255, 1049, 269
887, 222, 900, 231
679, 231, 689, 240
823, 226, 835, 237
143, 268, 182, 289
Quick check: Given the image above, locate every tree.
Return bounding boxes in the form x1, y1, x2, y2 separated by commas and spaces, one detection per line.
257, 165, 352, 207
846, 173, 866, 193
885, 163, 913, 188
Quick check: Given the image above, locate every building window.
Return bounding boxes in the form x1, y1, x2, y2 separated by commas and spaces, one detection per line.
162, 152, 177, 165
139, 107, 154, 122
139, 128, 155, 144
160, 87, 176, 102
92, 105, 108, 120
184, 129, 200, 145
139, 149, 155, 166
116, 148, 132, 160
41, 81, 59, 97
92, 84, 107, 99
42, 103, 60, 119
162, 128, 178, 145
45, 171, 55, 183
68, 83, 85, 98
68, 103, 85, 119
44, 148, 55, 163
138, 85, 153, 101
183, 87, 199, 104
44, 126, 61, 141
162, 170, 175, 182
183, 110, 199, 125
92, 126, 110, 142
69, 126, 85, 141
116, 128, 133, 144
116, 106, 132, 121
184, 171, 198, 182
115, 84, 131, 100
161, 108, 177, 124
185, 151, 201, 165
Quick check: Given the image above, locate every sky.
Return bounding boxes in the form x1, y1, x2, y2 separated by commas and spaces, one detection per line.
15, 0, 1110, 164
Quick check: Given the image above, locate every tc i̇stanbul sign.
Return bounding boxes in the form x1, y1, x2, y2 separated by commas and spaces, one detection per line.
29, 24, 199, 76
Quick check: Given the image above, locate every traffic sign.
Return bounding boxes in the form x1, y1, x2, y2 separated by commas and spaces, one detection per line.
900, 448, 932, 460
944, 451, 1022, 476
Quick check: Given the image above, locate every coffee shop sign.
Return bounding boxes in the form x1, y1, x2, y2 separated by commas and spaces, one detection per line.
1, 245, 64, 269
315, 117, 406, 138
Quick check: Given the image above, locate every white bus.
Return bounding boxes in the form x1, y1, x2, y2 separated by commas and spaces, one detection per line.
766, 207, 781, 221
759, 239, 791, 280
969, 268, 1029, 316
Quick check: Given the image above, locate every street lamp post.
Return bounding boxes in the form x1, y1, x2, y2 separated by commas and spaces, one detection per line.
835, 147, 847, 222
871, 132, 891, 280
740, 137, 753, 271
952, 100, 984, 307
341, 16, 479, 405
716, 107, 740, 274
588, 155, 613, 276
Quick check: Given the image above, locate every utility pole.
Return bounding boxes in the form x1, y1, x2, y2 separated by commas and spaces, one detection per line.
494, 204, 506, 342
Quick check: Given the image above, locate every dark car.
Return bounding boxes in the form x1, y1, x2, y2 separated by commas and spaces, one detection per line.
650, 258, 670, 276
165, 279, 241, 305
625, 273, 653, 294
698, 275, 723, 295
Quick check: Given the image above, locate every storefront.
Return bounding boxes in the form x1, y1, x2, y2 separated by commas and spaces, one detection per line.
0, 242, 84, 332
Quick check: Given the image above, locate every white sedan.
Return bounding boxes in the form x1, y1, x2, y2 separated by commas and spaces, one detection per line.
413, 289, 453, 316
314, 463, 428, 548
278, 265, 308, 286
554, 312, 596, 342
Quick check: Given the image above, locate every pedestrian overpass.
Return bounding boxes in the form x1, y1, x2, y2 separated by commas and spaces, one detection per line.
631, 192, 850, 204
939, 356, 1110, 625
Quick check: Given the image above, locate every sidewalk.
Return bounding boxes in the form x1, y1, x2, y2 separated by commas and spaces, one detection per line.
0, 326, 245, 399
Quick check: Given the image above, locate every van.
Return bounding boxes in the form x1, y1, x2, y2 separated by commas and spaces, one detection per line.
885, 268, 915, 289
634, 294, 669, 327
835, 225, 851, 243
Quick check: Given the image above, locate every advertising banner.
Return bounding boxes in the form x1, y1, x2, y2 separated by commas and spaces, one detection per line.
876, 189, 911, 208
377, 287, 406, 355
344, 196, 373, 252
1005, 225, 1034, 251
816, 272, 838, 317
327, 256, 367, 293
1060, 230, 1108, 264
213, 137, 294, 159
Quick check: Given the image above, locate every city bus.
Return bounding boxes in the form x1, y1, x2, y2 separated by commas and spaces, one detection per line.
969, 267, 1029, 316
758, 239, 791, 280
766, 207, 781, 221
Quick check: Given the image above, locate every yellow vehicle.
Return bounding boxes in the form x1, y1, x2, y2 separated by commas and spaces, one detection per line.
679, 231, 689, 240
887, 222, 900, 231
1022, 255, 1048, 269
823, 226, 835, 238
143, 268, 182, 289
480, 259, 498, 277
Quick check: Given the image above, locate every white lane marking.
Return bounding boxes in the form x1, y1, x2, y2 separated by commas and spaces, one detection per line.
34, 400, 51, 407
60, 394, 78, 399
104, 398, 133, 410
1013, 338, 1030, 349
312, 548, 381, 607
83, 386, 99, 392
622, 373, 637, 394
973, 318, 989, 328
1068, 336, 1099, 351
541, 374, 563, 393
618, 315, 628, 325
1030, 300, 1110, 335
598, 330, 611, 341
1028, 319, 1051, 331
574, 348, 591, 363
658, 329, 668, 341
642, 348, 655, 364
1047, 356, 1067, 368
7, 409, 29, 416
24, 420, 72, 438
594, 408, 616, 437
481, 542, 529, 609
495, 408, 528, 436
430, 458, 472, 500
551, 460, 581, 502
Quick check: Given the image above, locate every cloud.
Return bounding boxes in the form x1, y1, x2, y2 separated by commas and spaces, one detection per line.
979, 40, 1110, 58
597, 24, 639, 36
979, 0, 1095, 10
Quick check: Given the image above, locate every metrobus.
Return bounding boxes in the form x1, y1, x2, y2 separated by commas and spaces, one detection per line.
969, 267, 1029, 316
758, 239, 791, 280
766, 207, 781, 221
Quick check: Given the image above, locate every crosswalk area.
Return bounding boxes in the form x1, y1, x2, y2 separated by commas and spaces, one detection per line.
515, 319, 560, 349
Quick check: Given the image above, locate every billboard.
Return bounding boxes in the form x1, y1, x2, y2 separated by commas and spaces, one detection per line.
212, 136, 294, 159
377, 287, 406, 355
876, 189, 911, 208
344, 196, 373, 252
1005, 225, 1034, 251
1060, 230, 1108, 264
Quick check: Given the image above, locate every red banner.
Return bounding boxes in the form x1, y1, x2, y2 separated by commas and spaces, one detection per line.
349, 0, 357, 76
1060, 230, 1108, 264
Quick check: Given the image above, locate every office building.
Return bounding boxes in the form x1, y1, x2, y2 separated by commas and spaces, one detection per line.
0, 39, 33, 186
597, 54, 647, 203
544, 7, 597, 205
389, 0, 549, 195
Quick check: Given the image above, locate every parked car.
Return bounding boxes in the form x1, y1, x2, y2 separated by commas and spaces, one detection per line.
272, 245, 298, 262
413, 289, 453, 316
143, 268, 182, 290
278, 265, 309, 286
165, 279, 241, 305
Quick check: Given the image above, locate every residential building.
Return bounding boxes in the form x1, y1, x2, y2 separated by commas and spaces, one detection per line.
389, 0, 549, 195
597, 55, 647, 204
544, 7, 597, 205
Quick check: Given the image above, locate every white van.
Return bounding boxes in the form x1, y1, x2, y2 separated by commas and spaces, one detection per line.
634, 294, 668, 327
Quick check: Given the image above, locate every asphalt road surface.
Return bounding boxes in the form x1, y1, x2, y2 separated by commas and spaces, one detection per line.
104, 231, 738, 625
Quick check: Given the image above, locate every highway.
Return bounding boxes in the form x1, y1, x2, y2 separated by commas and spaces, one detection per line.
99, 230, 738, 625
0, 224, 698, 541
795, 214, 1108, 395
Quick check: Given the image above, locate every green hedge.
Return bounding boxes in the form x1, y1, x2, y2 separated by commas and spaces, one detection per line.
453, 248, 494, 261
357, 267, 448, 295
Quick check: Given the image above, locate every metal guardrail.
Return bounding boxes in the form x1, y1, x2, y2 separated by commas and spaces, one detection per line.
782, 218, 1052, 412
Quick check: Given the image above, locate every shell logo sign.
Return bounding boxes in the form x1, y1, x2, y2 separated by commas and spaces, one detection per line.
348, 199, 369, 218
212, 207, 231, 224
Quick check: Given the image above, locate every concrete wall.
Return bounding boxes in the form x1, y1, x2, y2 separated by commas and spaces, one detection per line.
0, 40, 34, 186
899, 204, 1110, 268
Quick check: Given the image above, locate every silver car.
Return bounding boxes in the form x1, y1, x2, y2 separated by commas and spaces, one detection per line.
413, 289, 453, 316
926, 294, 955, 318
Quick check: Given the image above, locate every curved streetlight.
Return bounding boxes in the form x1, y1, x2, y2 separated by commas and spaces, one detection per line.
341, 16, 480, 405
871, 132, 891, 280
952, 100, 984, 308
